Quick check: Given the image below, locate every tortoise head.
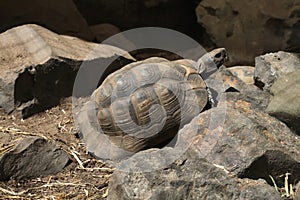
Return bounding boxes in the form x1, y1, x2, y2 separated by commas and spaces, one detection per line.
210, 48, 227, 68
197, 48, 227, 75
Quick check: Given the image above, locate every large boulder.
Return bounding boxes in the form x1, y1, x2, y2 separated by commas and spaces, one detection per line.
266, 71, 300, 134
108, 100, 300, 199
0, 24, 134, 118
109, 152, 281, 200
0, 0, 94, 41
196, 0, 300, 65
190, 102, 300, 182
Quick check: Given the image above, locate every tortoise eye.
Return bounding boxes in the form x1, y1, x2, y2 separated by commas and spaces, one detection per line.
215, 52, 222, 58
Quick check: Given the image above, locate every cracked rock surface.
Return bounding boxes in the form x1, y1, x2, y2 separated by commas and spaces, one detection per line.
0, 24, 134, 118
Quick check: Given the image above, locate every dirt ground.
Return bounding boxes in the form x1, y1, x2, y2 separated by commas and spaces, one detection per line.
0, 97, 112, 200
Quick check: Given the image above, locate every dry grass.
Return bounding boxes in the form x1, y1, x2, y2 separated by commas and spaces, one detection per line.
270, 173, 297, 200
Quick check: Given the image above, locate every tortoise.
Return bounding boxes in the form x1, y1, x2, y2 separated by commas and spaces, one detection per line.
77, 48, 227, 161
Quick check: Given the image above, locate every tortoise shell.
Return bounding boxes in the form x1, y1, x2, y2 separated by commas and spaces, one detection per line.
78, 48, 227, 160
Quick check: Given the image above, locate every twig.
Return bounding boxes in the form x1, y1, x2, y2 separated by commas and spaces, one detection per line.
269, 175, 279, 192
0, 126, 48, 140
102, 188, 109, 198
84, 189, 89, 197
57, 122, 68, 133
47, 176, 53, 184
0, 144, 15, 155
0, 195, 31, 200
213, 163, 229, 174
284, 173, 291, 197
79, 167, 115, 173
69, 149, 114, 172
0, 186, 27, 196
61, 109, 66, 115
0, 182, 87, 197
69, 150, 85, 169
290, 184, 294, 197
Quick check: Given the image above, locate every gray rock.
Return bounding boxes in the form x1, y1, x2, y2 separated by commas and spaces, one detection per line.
0, 24, 134, 118
266, 71, 300, 134
0, 0, 94, 41
196, 0, 300, 65
107, 101, 300, 199
185, 104, 300, 184
254, 51, 300, 91
109, 152, 281, 200
206, 68, 270, 110
0, 137, 69, 181
238, 180, 282, 200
